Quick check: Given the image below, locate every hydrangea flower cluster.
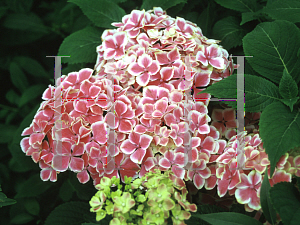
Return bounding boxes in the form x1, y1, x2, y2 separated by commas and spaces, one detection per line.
90, 169, 196, 225
20, 6, 298, 220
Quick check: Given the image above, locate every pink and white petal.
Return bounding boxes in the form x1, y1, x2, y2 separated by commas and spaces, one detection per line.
127, 29, 140, 38
120, 139, 137, 154
138, 54, 152, 68
235, 188, 251, 204
77, 170, 90, 184
90, 86, 101, 98
72, 142, 85, 156
118, 119, 133, 133
140, 134, 153, 149
159, 158, 171, 169
20, 137, 30, 153
168, 48, 180, 62
52, 155, 70, 172
205, 176, 217, 190
160, 67, 174, 81
104, 49, 116, 59
91, 121, 107, 145
50, 170, 57, 182
248, 170, 262, 186
78, 68, 93, 83
29, 133, 44, 145
74, 101, 88, 114
193, 173, 205, 189
209, 57, 225, 69
70, 157, 84, 172
217, 179, 230, 197
194, 71, 211, 87
155, 52, 169, 65
40, 169, 51, 181
198, 124, 210, 134
196, 51, 208, 66
115, 100, 128, 117
103, 36, 116, 49
114, 32, 127, 46
136, 72, 150, 86
172, 165, 185, 179
228, 172, 241, 189
130, 148, 146, 164
174, 153, 185, 167
207, 44, 221, 58
198, 167, 211, 179
148, 61, 160, 75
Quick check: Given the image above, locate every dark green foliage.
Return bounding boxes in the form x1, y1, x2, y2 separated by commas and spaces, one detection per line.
1, 0, 300, 224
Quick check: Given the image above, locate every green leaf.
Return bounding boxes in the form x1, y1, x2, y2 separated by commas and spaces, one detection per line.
24, 198, 40, 216
214, 0, 258, 13
259, 101, 300, 177
264, 0, 300, 23
280, 97, 299, 112
15, 174, 53, 198
6, 89, 20, 105
14, 56, 49, 78
260, 173, 277, 225
18, 84, 46, 108
5, 0, 33, 13
244, 74, 281, 112
212, 16, 247, 50
10, 62, 29, 93
45, 201, 95, 225
0, 124, 17, 144
10, 213, 34, 224
195, 2, 216, 36
243, 20, 300, 84
240, 9, 263, 25
141, 0, 187, 11
198, 74, 282, 112
192, 212, 263, 225
69, 0, 125, 28
59, 179, 74, 202
3, 13, 48, 33
269, 182, 300, 225
0, 6, 8, 19
197, 74, 237, 98
58, 26, 102, 64
0, 189, 16, 207
279, 69, 298, 99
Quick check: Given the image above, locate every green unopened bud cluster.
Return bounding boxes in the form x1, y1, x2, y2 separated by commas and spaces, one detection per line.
89, 169, 197, 225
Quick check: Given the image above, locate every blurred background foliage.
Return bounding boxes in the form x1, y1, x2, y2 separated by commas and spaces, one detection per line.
0, 0, 288, 224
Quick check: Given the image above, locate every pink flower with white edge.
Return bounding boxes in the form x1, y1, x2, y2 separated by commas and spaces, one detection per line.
216, 161, 241, 197
39, 161, 58, 182
196, 44, 225, 70
187, 158, 211, 189
104, 100, 135, 133
128, 54, 160, 86
52, 141, 85, 172
103, 32, 127, 60
188, 110, 210, 134
211, 108, 237, 137
267, 168, 292, 187
153, 124, 171, 146
235, 170, 262, 212
120, 131, 153, 164
159, 150, 185, 179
